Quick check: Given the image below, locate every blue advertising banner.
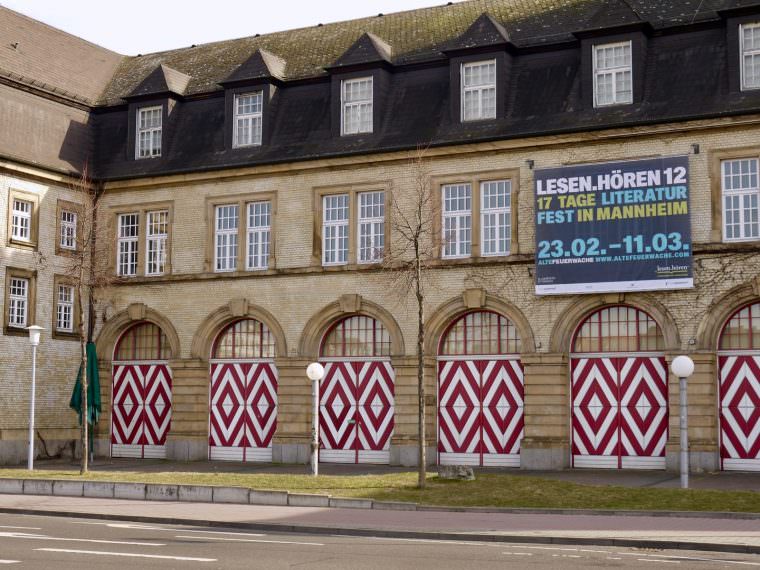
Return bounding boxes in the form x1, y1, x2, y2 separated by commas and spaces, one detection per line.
534, 156, 692, 295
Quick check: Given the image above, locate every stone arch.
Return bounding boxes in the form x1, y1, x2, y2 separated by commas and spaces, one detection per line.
95, 303, 181, 364
190, 298, 288, 361
696, 278, 760, 351
425, 289, 537, 356
298, 294, 405, 359
550, 293, 681, 354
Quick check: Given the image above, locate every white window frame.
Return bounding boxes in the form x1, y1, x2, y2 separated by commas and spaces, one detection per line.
135, 106, 162, 159
322, 194, 349, 266
116, 213, 139, 277
461, 59, 497, 122
215, 204, 239, 272
741, 23, 760, 91
722, 158, 760, 243
56, 284, 75, 333
480, 180, 511, 257
246, 201, 271, 271
60, 209, 77, 251
593, 41, 633, 107
341, 77, 373, 136
442, 183, 472, 259
233, 91, 264, 148
357, 191, 385, 264
8, 277, 28, 329
11, 199, 32, 242
145, 210, 169, 276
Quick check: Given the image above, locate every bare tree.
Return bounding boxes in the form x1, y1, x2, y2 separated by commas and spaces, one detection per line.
382, 148, 440, 489
62, 164, 115, 474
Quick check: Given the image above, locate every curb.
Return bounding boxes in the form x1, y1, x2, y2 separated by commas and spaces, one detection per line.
0, 505, 758, 556
1, 476, 760, 520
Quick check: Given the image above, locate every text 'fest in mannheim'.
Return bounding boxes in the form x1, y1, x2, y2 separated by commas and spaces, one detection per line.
1, 0, 760, 476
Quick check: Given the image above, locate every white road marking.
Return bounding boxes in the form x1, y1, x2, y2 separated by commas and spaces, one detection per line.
175, 535, 323, 546
0, 561, 20, 565
369, 537, 483, 546
652, 555, 760, 567
174, 529, 266, 538
637, 559, 680, 564
525, 546, 581, 552
35, 548, 216, 562
579, 549, 610, 554
0, 525, 41, 530
607, 558, 623, 561
502, 552, 533, 556
0, 531, 164, 547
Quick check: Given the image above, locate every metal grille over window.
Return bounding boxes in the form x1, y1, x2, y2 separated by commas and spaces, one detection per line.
720, 303, 760, 350
213, 318, 276, 359
11, 199, 31, 242
8, 277, 28, 328
572, 306, 664, 353
722, 158, 759, 242
321, 315, 391, 358
136, 106, 162, 158
440, 311, 521, 355
323, 194, 349, 265
56, 284, 74, 333
60, 210, 77, 250
461, 60, 496, 121
442, 183, 472, 258
114, 322, 171, 361
247, 201, 271, 270
146, 210, 169, 276
742, 23, 760, 90
117, 213, 139, 277
234, 92, 263, 147
480, 180, 511, 256
358, 191, 384, 263
341, 77, 373, 135
593, 42, 632, 107
215, 204, 239, 272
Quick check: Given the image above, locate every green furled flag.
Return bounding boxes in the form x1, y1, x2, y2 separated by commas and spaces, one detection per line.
69, 342, 101, 426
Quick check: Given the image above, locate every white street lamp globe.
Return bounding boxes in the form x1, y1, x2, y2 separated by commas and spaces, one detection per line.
671, 355, 695, 379
26, 325, 44, 347
306, 362, 325, 382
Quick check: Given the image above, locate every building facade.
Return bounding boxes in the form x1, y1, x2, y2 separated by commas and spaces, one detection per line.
2, 0, 760, 472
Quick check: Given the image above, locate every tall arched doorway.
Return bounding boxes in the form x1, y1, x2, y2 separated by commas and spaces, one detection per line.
319, 315, 395, 464
437, 310, 524, 467
718, 302, 760, 471
570, 306, 667, 469
111, 322, 173, 458
208, 319, 278, 462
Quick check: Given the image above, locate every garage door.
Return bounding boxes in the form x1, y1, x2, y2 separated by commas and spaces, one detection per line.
571, 306, 668, 469
437, 311, 523, 467
718, 303, 760, 471
111, 322, 173, 459
209, 319, 278, 462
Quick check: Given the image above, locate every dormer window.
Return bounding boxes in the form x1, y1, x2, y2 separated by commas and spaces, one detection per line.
233, 92, 263, 147
461, 60, 496, 121
741, 23, 760, 91
136, 106, 162, 158
593, 41, 632, 107
341, 77, 373, 135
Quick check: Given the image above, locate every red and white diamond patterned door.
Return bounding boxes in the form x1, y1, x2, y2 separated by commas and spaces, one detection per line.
718, 303, 760, 471
111, 322, 173, 459
209, 319, 278, 462
571, 307, 668, 470
319, 316, 395, 464
437, 311, 524, 467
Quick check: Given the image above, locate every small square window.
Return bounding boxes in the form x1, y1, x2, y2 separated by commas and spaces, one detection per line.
593, 41, 633, 107
461, 60, 497, 121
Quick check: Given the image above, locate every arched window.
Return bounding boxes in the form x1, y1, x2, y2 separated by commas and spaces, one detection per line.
572, 306, 664, 353
114, 322, 171, 361
321, 315, 391, 358
720, 302, 760, 351
439, 311, 521, 356
213, 319, 275, 359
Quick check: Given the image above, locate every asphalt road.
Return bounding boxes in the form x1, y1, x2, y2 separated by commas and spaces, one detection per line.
0, 512, 758, 569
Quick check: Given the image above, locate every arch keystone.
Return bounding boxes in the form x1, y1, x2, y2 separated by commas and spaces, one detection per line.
127, 303, 147, 321
462, 288, 486, 309
228, 298, 249, 317
339, 294, 362, 313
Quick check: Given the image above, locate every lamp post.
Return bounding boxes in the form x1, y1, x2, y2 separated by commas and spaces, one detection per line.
25, 325, 44, 471
671, 355, 695, 489
306, 362, 325, 477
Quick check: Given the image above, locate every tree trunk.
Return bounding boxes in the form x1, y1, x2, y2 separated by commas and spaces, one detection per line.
416, 256, 426, 489
79, 288, 88, 475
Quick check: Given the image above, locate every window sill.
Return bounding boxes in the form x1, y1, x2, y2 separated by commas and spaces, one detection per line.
3, 326, 30, 337
52, 330, 81, 342
7, 238, 37, 251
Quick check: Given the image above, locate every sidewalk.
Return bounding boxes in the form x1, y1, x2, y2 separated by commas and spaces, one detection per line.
10, 458, 760, 492
0, 493, 759, 555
